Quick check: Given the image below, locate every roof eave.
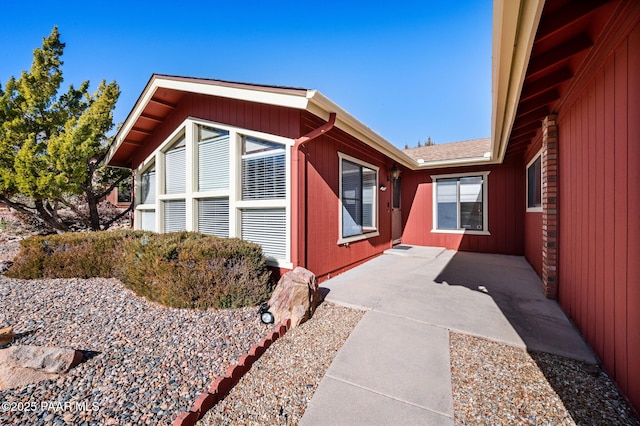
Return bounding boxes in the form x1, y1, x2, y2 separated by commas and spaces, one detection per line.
106, 75, 313, 166
491, 0, 545, 163
307, 91, 418, 169
109, 75, 498, 171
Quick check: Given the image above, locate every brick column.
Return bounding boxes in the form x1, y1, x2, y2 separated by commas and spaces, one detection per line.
542, 114, 558, 299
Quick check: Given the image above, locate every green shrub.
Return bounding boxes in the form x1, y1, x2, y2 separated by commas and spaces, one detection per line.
6, 231, 273, 309
117, 232, 272, 309
6, 230, 144, 279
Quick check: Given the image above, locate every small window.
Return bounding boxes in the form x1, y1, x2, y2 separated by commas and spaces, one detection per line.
164, 199, 186, 233
432, 172, 489, 234
242, 137, 286, 200
139, 210, 156, 232
198, 198, 229, 238
198, 125, 230, 192
241, 208, 286, 259
339, 153, 379, 242
165, 135, 186, 194
527, 154, 542, 211
140, 165, 156, 205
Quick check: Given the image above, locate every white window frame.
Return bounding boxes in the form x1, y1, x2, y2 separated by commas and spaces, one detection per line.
135, 160, 158, 232
431, 171, 490, 235
158, 129, 189, 232
133, 116, 293, 268
526, 149, 543, 213
337, 152, 380, 244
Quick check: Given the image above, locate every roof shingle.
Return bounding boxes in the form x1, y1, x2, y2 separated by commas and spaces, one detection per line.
402, 138, 491, 162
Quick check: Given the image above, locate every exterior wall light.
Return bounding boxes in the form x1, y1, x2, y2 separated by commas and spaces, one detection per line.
389, 164, 401, 181
379, 184, 387, 191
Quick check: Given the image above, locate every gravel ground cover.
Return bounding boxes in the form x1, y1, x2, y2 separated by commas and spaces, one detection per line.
3, 232, 639, 426
199, 302, 365, 425
0, 238, 21, 262
450, 332, 640, 425
0, 273, 268, 425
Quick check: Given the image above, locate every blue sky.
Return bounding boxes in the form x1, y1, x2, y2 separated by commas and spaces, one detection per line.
0, 1, 491, 149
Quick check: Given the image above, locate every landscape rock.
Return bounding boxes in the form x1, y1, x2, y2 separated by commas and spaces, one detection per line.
266, 267, 323, 328
0, 345, 83, 390
0, 326, 14, 347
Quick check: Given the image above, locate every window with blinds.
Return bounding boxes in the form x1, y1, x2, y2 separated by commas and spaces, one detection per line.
198, 125, 230, 191
140, 167, 156, 204
241, 208, 286, 259
139, 209, 156, 232
341, 158, 377, 238
165, 135, 186, 194
164, 200, 186, 233
198, 198, 229, 238
242, 137, 286, 200
134, 119, 291, 264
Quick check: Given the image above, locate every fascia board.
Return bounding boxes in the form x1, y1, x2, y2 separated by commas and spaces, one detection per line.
491, 0, 545, 163
106, 76, 311, 166
157, 78, 311, 110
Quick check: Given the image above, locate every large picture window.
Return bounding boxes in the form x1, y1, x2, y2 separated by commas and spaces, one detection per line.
432, 172, 489, 234
134, 118, 291, 267
527, 153, 542, 212
339, 153, 379, 243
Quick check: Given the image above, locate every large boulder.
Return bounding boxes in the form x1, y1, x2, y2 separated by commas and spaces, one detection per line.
0, 345, 83, 390
266, 267, 323, 328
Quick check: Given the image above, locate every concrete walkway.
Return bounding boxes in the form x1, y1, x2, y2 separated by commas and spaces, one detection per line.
300, 246, 596, 426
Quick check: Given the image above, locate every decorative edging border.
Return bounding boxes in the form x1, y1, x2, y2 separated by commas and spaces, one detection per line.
172, 318, 291, 426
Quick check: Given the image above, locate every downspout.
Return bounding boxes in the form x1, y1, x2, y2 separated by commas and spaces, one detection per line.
291, 113, 336, 269
294, 112, 336, 149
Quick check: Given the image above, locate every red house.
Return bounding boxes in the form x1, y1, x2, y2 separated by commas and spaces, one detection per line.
106, 0, 639, 412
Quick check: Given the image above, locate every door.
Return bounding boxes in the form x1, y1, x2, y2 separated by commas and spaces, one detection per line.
391, 177, 402, 245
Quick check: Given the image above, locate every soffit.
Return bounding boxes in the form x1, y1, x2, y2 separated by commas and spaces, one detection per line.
505, 0, 619, 160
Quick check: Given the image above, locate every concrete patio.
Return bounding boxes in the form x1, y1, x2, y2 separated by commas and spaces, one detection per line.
300, 246, 596, 425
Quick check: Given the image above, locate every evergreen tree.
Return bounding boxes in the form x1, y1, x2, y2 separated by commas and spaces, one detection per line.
0, 27, 130, 231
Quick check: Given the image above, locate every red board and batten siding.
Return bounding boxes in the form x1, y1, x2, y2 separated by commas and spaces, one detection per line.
524, 135, 543, 278
298, 112, 394, 281
557, 21, 640, 410
400, 157, 525, 255
130, 93, 300, 170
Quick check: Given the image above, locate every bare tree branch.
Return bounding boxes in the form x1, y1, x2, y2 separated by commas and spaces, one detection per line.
101, 202, 133, 230
96, 172, 130, 200
56, 197, 92, 228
